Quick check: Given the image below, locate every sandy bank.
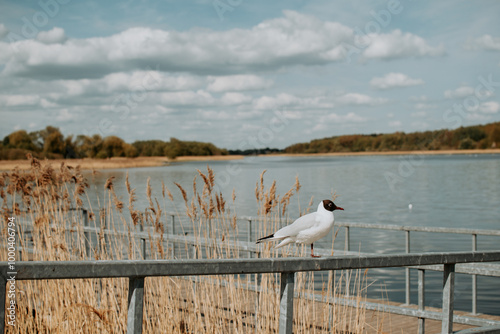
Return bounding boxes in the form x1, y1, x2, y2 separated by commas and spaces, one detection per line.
0, 155, 244, 171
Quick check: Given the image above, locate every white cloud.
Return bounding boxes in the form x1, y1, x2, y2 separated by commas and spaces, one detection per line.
464, 35, 500, 51
56, 109, 77, 122
36, 27, 67, 44
280, 110, 303, 120
465, 114, 489, 122
479, 101, 500, 114
102, 72, 202, 93
197, 110, 231, 120
444, 85, 475, 99
159, 90, 215, 106
389, 120, 402, 127
336, 93, 387, 106
220, 92, 252, 105
207, 75, 273, 92
251, 91, 386, 111
370, 72, 424, 90
361, 30, 445, 60
0, 12, 446, 81
253, 93, 301, 110
0, 11, 355, 79
40, 98, 56, 108
0, 94, 40, 106
333, 112, 366, 122
463, 102, 499, 121
38, 72, 203, 102
313, 112, 366, 131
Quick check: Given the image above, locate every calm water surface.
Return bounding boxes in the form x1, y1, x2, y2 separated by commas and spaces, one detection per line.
83, 153, 500, 314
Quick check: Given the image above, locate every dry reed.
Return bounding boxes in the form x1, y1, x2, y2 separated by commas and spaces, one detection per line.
0, 156, 373, 333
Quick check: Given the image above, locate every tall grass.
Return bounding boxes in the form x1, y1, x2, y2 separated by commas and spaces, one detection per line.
1, 155, 372, 333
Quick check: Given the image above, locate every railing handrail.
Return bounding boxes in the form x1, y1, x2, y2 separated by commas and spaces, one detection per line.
2, 250, 500, 280
333, 221, 500, 236
237, 215, 500, 236
9, 223, 500, 277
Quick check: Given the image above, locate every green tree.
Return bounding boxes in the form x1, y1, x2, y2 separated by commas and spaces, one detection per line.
75, 134, 103, 158
490, 126, 500, 147
123, 143, 139, 157
3, 130, 38, 151
43, 129, 65, 157
459, 138, 475, 149
97, 136, 127, 158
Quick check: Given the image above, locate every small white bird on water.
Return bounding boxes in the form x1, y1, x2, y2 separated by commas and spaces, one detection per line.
256, 199, 344, 257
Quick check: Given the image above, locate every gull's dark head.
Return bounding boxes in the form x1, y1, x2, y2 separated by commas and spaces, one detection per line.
322, 199, 344, 212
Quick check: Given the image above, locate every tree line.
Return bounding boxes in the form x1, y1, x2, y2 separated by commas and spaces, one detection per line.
0, 126, 228, 160
2, 122, 500, 160
284, 122, 500, 154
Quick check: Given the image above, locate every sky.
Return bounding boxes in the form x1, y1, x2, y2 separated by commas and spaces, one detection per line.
0, 0, 499, 150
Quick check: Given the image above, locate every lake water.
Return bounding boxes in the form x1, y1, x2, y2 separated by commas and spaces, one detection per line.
83, 153, 500, 314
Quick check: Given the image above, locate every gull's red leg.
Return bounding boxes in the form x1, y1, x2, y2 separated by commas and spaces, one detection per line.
311, 244, 321, 258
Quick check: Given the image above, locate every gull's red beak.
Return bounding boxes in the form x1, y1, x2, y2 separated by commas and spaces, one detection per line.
336, 207, 344, 211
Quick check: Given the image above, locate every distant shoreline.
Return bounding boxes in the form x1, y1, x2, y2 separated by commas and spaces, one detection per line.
265, 148, 500, 158
0, 149, 498, 171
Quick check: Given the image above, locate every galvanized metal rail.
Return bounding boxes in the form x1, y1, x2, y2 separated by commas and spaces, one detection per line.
6, 209, 500, 333
2, 251, 500, 334
241, 216, 500, 315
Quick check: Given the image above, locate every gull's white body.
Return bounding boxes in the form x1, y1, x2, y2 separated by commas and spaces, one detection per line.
260, 201, 335, 249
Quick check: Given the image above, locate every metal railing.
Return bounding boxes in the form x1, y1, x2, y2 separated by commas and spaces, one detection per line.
241, 216, 500, 315
5, 208, 500, 333
2, 251, 500, 334
333, 221, 500, 315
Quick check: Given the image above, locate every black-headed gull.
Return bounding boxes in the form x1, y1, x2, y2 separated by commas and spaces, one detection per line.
256, 199, 344, 257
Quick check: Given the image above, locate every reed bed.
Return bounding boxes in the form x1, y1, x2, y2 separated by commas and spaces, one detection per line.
0, 155, 374, 333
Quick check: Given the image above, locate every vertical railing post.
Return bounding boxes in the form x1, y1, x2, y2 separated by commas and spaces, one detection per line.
0, 277, 6, 334
248, 219, 253, 243
99, 208, 105, 256
345, 226, 351, 297
141, 238, 147, 260
418, 269, 425, 334
344, 226, 350, 252
279, 272, 295, 334
104, 208, 110, 256
83, 208, 91, 259
171, 215, 176, 259
127, 277, 145, 334
171, 214, 175, 235
254, 252, 261, 334
442, 263, 455, 334
472, 234, 477, 315
405, 230, 411, 305
248, 219, 253, 259
328, 270, 336, 332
